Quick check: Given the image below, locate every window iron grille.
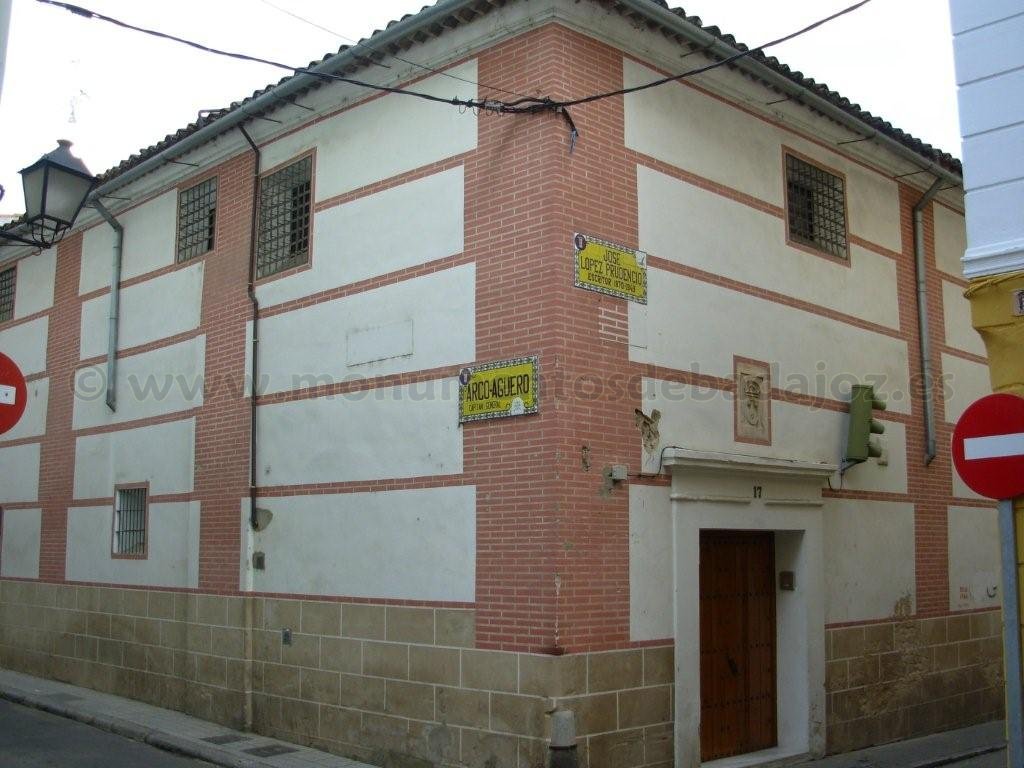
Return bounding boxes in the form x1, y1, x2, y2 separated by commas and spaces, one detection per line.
177, 177, 218, 262
256, 156, 312, 279
114, 487, 147, 556
786, 154, 848, 260
0, 267, 14, 322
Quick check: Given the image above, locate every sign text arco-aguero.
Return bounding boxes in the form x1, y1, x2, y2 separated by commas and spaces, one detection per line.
458, 357, 539, 423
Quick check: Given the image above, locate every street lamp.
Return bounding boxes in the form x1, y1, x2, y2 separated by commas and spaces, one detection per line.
0, 140, 97, 248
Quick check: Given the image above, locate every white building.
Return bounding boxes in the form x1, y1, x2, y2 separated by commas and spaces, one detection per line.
0, 2, 1001, 766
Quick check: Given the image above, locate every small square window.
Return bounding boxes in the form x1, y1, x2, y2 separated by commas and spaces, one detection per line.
113, 486, 147, 557
177, 177, 218, 262
785, 154, 848, 260
0, 266, 15, 322
256, 156, 312, 279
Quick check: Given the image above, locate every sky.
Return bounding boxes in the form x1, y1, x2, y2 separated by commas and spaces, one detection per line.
0, 0, 961, 215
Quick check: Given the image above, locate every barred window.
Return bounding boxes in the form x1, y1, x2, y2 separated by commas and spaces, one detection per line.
785, 154, 848, 260
177, 177, 218, 262
256, 156, 312, 279
0, 266, 14, 322
113, 486, 147, 557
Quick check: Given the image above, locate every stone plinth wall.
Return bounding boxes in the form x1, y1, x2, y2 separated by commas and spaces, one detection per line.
826, 610, 1004, 753
0, 581, 674, 767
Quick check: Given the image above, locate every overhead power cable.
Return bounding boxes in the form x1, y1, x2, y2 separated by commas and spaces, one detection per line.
37, 0, 871, 119
500, 0, 873, 111
36, 0, 495, 111
254, 0, 533, 100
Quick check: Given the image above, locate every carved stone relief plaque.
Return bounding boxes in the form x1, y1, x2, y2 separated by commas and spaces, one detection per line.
734, 358, 771, 445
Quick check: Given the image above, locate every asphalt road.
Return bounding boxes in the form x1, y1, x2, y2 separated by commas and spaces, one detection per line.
0, 699, 213, 767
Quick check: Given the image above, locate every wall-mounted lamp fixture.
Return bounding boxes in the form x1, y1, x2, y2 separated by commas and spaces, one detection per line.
0, 140, 97, 249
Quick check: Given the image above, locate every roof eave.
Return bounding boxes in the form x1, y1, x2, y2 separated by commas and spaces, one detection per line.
89, 0, 480, 202
616, 0, 963, 188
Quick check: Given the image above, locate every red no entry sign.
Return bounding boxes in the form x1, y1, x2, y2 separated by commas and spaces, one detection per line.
952, 393, 1024, 500
0, 352, 28, 437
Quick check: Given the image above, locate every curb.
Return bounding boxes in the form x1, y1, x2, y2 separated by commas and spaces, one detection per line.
0, 683, 271, 768
3, 678, 1006, 768
792, 741, 1007, 768
907, 743, 1006, 768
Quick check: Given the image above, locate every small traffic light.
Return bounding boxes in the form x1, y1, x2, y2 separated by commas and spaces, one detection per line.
846, 384, 887, 463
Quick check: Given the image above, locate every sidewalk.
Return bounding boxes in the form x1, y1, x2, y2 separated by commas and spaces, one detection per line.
0, 666, 1009, 768
0, 668, 376, 768
792, 720, 1006, 768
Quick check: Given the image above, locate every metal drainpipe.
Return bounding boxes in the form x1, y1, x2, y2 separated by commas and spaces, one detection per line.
239, 125, 261, 530
913, 178, 944, 465
239, 124, 261, 735
92, 200, 123, 412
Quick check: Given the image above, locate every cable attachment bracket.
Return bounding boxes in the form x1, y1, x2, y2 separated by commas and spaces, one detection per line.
558, 107, 579, 153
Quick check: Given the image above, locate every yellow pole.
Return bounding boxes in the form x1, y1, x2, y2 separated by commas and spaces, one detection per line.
965, 270, 1024, 750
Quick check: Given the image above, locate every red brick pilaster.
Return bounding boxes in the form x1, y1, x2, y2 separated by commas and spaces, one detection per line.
193, 153, 258, 592
464, 27, 570, 652
466, 26, 642, 653
898, 184, 953, 616
37, 233, 83, 581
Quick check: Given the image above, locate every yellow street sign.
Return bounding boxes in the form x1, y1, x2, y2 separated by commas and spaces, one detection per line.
458, 357, 539, 423
573, 232, 647, 303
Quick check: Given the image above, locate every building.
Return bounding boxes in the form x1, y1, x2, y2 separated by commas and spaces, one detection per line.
949, 0, 1024, 753
0, 1, 1002, 766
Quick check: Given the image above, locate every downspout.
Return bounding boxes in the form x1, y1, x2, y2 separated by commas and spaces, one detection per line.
239, 125, 261, 531
92, 200, 123, 412
237, 124, 261, 735
913, 178, 944, 465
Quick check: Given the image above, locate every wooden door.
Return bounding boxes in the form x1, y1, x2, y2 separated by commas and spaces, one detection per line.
699, 530, 777, 761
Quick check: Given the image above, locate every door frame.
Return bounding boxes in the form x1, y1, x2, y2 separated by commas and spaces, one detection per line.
663, 448, 830, 768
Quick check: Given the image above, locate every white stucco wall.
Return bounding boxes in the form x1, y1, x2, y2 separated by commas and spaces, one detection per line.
941, 352, 991, 424
256, 378, 461, 486
248, 486, 475, 602
948, 505, 1001, 611
628, 483, 672, 641
0, 443, 40, 504
261, 62, 477, 202
841, 420, 908, 495
631, 268, 912, 414
0, 315, 48, 376
638, 166, 900, 329
252, 264, 474, 395
639, 378, 906, 491
80, 262, 204, 359
624, 60, 902, 253
72, 335, 206, 430
823, 499, 916, 624
65, 501, 199, 588
934, 204, 969, 278
79, 190, 178, 295
942, 280, 986, 357
256, 166, 465, 308
0, 508, 41, 579
73, 418, 195, 500
0, 377, 47, 443
12, 248, 56, 318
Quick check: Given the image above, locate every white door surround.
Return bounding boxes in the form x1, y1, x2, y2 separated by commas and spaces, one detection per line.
663, 448, 834, 768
